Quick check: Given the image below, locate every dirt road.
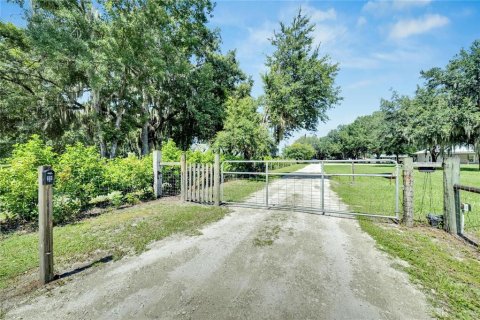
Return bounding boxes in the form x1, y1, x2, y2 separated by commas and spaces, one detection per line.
6, 165, 431, 319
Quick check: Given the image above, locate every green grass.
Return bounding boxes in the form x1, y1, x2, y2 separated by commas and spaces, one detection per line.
0, 201, 228, 291
326, 164, 480, 233
328, 163, 480, 319
222, 163, 308, 202
359, 220, 480, 319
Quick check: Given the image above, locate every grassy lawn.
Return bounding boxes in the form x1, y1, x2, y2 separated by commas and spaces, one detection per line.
326, 164, 480, 231
360, 220, 480, 319
328, 163, 480, 319
0, 201, 228, 292
222, 163, 308, 202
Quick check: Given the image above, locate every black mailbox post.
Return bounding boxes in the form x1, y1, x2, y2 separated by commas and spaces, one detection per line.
42, 169, 55, 185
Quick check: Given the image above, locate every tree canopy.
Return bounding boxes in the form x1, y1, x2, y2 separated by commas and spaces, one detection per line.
262, 10, 341, 144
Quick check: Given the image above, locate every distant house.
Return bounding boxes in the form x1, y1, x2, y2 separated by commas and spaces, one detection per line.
414, 146, 479, 164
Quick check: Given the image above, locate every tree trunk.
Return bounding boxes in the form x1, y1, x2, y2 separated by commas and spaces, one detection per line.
141, 89, 150, 156
430, 147, 438, 163
92, 89, 107, 157
110, 108, 124, 158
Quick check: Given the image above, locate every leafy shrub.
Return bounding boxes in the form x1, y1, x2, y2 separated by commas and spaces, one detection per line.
283, 143, 316, 160
53, 195, 81, 224
187, 149, 215, 164
55, 143, 105, 207
0, 135, 56, 221
124, 191, 142, 205
109, 191, 123, 208
161, 139, 182, 162
104, 154, 152, 194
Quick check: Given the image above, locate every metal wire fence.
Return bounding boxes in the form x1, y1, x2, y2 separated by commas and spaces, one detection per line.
454, 185, 480, 243
221, 160, 400, 218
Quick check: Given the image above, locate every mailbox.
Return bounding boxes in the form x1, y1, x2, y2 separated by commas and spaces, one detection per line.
42, 169, 55, 185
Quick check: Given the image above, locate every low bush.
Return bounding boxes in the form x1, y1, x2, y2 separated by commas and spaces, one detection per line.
104, 154, 152, 194
53, 195, 81, 223
0, 136, 214, 225
0, 135, 56, 221
55, 143, 105, 207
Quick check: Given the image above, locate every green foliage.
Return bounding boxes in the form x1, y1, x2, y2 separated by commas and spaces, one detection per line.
283, 143, 315, 160
53, 195, 81, 224
1, 1, 246, 158
55, 143, 105, 207
214, 95, 273, 160
263, 10, 341, 143
0, 135, 56, 220
187, 149, 215, 164
104, 154, 152, 194
161, 140, 182, 162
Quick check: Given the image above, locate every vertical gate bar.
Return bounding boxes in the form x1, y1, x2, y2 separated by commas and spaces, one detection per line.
265, 162, 269, 207
189, 163, 193, 201
199, 164, 202, 203
200, 164, 204, 203
206, 164, 209, 203
203, 164, 207, 203
210, 164, 214, 203
221, 167, 224, 204
321, 161, 325, 214
395, 163, 400, 219
197, 164, 201, 202
193, 163, 197, 202
214, 154, 221, 206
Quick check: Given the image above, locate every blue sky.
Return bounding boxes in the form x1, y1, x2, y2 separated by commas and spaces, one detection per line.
1, 0, 480, 148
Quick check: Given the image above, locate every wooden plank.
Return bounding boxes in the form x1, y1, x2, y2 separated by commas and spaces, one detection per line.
188, 163, 192, 201
214, 154, 220, 206
192, 163, 197, 202
203, 164, 207, 203
199, 163, 205, 203
196, 164, 200, 202
38, 166, 54, 284
159, 161, 181, 166
210, 164, 214, 203
181, 154, 186, 202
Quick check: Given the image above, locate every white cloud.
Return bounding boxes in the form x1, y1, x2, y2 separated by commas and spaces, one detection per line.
308, 7, 337, 22
363, 0, 432, 15
389, 14, 449, 39
346, 79, 374, 89
235, 21, 276, 58
357, 16, 367, 27
281, 4, 337, 23
312, 24, 348, 47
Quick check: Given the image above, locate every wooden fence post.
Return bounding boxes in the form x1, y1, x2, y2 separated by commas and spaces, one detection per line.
38, 165, 54, 284
180, 153, 186, 202
443, 157, 460, 234
402, 157, 414, 227
214, 154, 221, 206
153, 150, 162, 199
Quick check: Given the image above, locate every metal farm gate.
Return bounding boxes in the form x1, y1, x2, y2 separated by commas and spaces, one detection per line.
221, 159, 400, 219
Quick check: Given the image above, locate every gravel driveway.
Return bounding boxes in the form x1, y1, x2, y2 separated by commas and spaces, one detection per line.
6, 165, 431, 320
